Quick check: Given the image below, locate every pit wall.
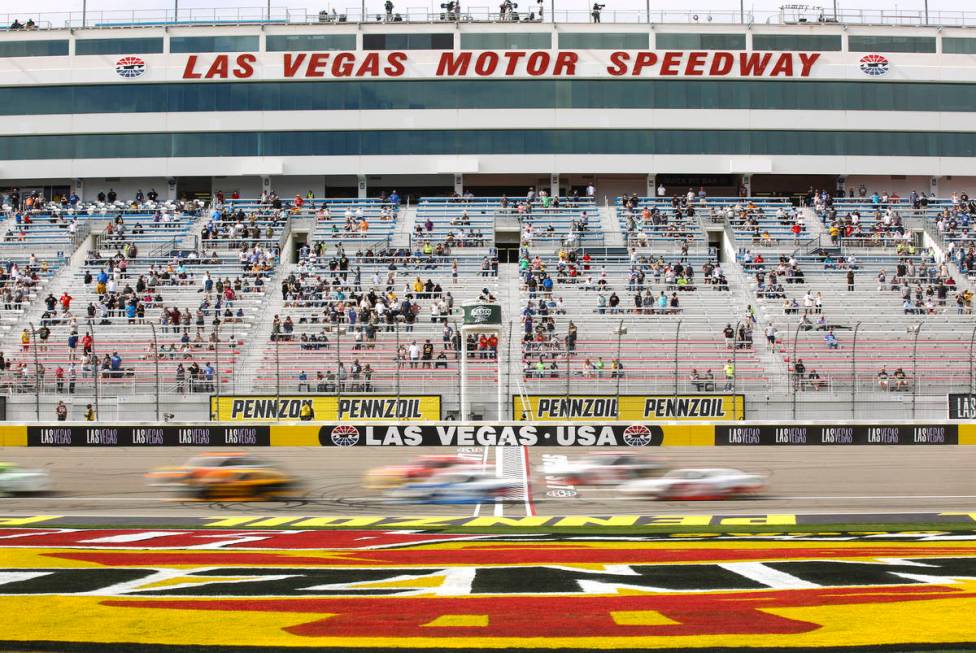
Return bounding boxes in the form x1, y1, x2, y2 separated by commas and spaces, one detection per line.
2, 422, 974, 447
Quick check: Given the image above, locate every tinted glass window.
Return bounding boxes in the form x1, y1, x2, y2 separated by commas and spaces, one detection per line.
752, 34, 841, 51
557, 32, 649, 49
461, 33, 551, 49
265, 34, 356, 51
362, 33, 453, 50
170, 36, 259, 53
75, 38, 164, 55
2, 129, 976, 159
7, 79, 976, 114
848, 35, 936, 53
655, 33, 745, 50
942, 37, 976, 54
0, 40, 69, 57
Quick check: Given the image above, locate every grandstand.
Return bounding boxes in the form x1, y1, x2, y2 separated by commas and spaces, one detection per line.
3, 15, 976, 420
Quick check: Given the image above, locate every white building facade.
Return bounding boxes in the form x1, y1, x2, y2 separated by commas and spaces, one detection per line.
1, 20, 975, 201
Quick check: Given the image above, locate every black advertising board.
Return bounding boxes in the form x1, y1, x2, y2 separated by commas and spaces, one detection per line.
715, 424, 957, 446
319, 423, 664, 447
27, 425, 270, 447
948, 394, 976, 420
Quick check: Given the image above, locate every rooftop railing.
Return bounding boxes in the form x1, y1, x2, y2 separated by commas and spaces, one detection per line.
2, 5, 976, 30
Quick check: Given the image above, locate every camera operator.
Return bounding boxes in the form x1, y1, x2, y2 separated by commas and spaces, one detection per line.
591, 2, 604, 22
384, 0, 393, 21
440, 0, 459, 20
499, 0, 515, 21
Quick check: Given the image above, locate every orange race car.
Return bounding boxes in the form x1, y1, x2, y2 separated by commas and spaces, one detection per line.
146, 452, 298, 500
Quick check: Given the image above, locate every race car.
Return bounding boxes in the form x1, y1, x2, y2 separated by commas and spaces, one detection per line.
145, 452, 271, 489
0, 462, 50, 495
385, 470, 519, 504
620, 468, 766, 500
542, 452, 666, 487
146, 453, 297, 500
188, 467, 298, 501
364, 455, 478, 489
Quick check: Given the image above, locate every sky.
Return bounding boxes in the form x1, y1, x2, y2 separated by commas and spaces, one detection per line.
4, 0, 974, 22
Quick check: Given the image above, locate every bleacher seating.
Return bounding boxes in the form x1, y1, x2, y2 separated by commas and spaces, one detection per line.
744, 247, 972, 394
248, 248, 499, 395
518, 249, 767, 393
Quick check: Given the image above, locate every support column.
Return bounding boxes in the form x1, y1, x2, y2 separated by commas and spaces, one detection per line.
550, 173, 559, 199
836, 175, 847, 197
357, 175, 367, 199
260, 175, 271, 199
930, 176, 940, 198
454, 174, 464, 195
166, 177, 177, 202
73, 179, 85, 202
646, 173, 657, 198
741, 174, 752, 197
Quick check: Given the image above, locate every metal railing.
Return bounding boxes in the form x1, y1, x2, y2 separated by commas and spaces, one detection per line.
4, 4, 976, 29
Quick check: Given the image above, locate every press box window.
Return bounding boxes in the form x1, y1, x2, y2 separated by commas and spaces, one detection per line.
752, 34, 841, 51
942, 38, 976, 54
461, 33, 552, 50
848, 35, 936, 53
170, 36, 260, 53
0, 40, 69, 57
75, 38, 164, 55
362, 33, 454, 50
655, 33, 745, 50
557, 32, 648, 49
266, 34, 356, 51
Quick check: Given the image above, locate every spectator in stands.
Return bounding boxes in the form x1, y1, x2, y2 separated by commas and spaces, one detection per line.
55, 401, 67, 421
893, 367, 909, 391
877, 365, 888, 390
723, 360, 735, 391
807, 369, 826, 391
723, 324, 734, 349
84, 404, 95, 421
793, 359, 807, 390
824, 330, 839, 349
19, 328, 29, 352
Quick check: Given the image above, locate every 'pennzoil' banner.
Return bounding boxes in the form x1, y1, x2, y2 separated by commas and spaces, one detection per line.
210, 395, 441, 422
514, 394, 745, 421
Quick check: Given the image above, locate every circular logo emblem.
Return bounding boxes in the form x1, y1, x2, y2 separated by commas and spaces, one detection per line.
859, 54, 889, 77
115, 56, 146, 79
329, 424, 360, 447
622, 424, 654, 447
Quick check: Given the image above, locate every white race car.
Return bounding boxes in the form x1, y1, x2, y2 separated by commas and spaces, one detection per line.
542, 452, 665, 487
0, 462, 50, 495
620, 468, 765, 500
385, 470, 520, 504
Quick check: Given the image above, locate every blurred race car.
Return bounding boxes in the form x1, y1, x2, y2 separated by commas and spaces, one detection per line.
145, 452, 271, 489
542, 452, 665, 487
188, 467, 298, 501
365, 455, 478, 489
385, 470, 519, 504
146, 453, 297, 500
620, 468, 765, 500
0, 462, 50, 495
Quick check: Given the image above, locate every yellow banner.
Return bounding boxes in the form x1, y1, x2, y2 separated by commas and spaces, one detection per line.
514, 395, 745, 421
210, 395, 441, 422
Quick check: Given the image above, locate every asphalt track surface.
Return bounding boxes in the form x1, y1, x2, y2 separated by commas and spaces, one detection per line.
0, 446, 975, 517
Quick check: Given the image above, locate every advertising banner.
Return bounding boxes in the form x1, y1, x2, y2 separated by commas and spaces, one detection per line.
318, 423, 664, 447
210, 395, 441, 422
948, 394, 976, 420
514, 395, 745, 421
26, 425, 270, 447
715, 424, 957, 446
